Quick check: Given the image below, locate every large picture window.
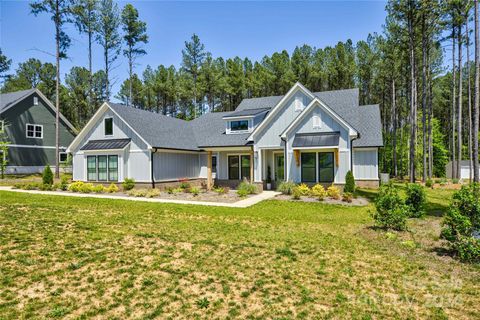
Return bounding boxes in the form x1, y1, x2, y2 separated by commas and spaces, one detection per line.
230, 120, 248, 131
318, 152, 334, 183
301, 153, 316, 183
86, 155, 118, 182
228, 155, 239, 180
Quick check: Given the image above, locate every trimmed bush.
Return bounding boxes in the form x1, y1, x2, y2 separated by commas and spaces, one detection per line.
213, 186, 228, 194
122, 178, 135, 191
127, 189, 148, 197
146, 188, 160, 198
237, 181, 257, 196
311, 184, 326, 200
68, 181, 85, 192
327, 185, 340, 200
42, 165, 53, 186
105, 183, 119, 193
190, 187, 200, 196
372, 183, 409, 231
237, 189, 249, 197
277, 181, 296, 195
39, 183, 53, 191
60, 176, 69, 191
79, 183, 94, 193
93, 185, 105, 193
342, 192, 353, 203
179, 182, 191, 189
296, 183, 310, 196
344, 171, 355, 193
292, 186, 301, 200
405, 183, 426, 218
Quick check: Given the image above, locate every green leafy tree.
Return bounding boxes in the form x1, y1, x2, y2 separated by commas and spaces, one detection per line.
0, 48, 11, 79
121, 3, 148, 107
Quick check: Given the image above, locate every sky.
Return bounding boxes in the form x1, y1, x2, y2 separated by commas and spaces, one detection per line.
1, 0, 388, 97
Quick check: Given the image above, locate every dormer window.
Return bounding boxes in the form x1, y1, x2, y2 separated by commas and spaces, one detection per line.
104, 117, 113, 136
230, 120, 249, 132
294, 96, 302, 111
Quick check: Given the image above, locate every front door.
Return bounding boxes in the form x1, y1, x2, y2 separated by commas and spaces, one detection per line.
318, 152, 334, 183
274, 154, 284, 181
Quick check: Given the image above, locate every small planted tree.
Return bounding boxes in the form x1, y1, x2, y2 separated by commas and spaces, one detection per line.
405, 183, 426, 217
42, 165, 54, 186
372, 183, 409, 231
344, 170, 355, 193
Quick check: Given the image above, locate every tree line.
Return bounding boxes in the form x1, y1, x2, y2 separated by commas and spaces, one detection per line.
1, 0, 480, 183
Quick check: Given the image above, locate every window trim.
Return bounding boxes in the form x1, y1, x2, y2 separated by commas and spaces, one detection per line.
300, 152, 316, 183
86, 154, 119, 182
59, 152, 68, 163
104, 117, 114, 136
227, 153, 251, 180
318, 152, 335, 183
313, 115, 322, 129
26, 123, 43, 139
33, 96, 39, 105
228, 119, 250, 134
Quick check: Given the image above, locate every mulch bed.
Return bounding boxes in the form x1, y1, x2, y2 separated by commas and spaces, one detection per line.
273, 194, 369, 206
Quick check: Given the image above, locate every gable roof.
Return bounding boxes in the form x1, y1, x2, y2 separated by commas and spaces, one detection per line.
0, 88, 77, 133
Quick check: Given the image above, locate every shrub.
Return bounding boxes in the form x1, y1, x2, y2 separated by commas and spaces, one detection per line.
68, 181, 85, 192
327, 185, 340, 200
179, 181, 191, 189
213, 186, 227, 194
372, 183, 408, 231
453, 236, 480, 263
39, 183, 53, 191
146, 188, 160, 198
122, 178, 135, 191
127, 189, 148, 197
92, 185, 105, 193
237, 189, 249, 197
297, 183, 310, 196
60, 176, 69, 191
190, 187, 200, 196
79, 183, 94, 193
52, 183, 61, 190
171, 187, 183, 194
452, 178, 459, 184
405, 183, 426, 218
105, 183, 119, 193
344, 171, 355, 193
277, 181, 295, 195
292, 186, 302, 200
42, 165, 53, 185
425, 179, 433, 188
311, 184, 326, 200
342, 192, 353, 203
237, 180, 257, 196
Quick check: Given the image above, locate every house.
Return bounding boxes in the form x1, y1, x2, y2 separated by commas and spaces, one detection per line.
0, 89, 77, 174
67, 83, 383, 188
446, 160, 478, 181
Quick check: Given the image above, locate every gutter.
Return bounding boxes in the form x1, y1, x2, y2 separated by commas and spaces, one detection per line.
350, 135, 359, 172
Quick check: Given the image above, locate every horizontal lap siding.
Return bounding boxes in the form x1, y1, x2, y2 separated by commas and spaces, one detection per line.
353, 149, 378, 180
153, 152, 200, 181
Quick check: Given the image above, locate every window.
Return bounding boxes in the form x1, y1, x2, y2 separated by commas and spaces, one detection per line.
294, 96, 303, 111
301, 153, 316, 183
87, 155, 119, 182
33, 96, 39, 105
275, 154, 284, 181
104, 118, 113, 136
212, 155, 217, 173
318, 152, 334, 183
230, 120, 249, 132
240, 155, 251, 180
228, 155, 239, 180
59, 152, 68, 163
108, 155, 118, 181
26, 124, 43, 139
87, 156, 97, 181
313, 115, 321, 129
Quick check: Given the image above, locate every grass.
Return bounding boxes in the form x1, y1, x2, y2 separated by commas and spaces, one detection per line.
1, 188, 479, 319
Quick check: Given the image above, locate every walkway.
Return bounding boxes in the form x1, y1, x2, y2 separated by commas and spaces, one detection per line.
0, 186, 280, 208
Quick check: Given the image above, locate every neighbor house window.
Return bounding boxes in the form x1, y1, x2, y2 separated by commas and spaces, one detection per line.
230, 120, 249, 132
301, 152, 316, 183
228, 155, 239, 180
87, 155, 118, 182
313, 115, 321, 129
33, 97, 39, 105
104, 118, 113, 136
59, 152, 68, 163
26, 124, 43, 139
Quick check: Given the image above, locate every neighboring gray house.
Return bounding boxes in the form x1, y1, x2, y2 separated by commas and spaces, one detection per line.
68, 83, 382, 188
0, 89, 77, 174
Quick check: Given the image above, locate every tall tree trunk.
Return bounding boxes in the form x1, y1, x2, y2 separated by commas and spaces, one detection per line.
452, 25, 457, 180
467, 17, 473, 181
392, 78, 398, 177
409, 9, 417, 183
88, 28, 92, 116
54, 0, 60, 179
422, 15, 428, 182
129, 48, 133, 107
474, 0, 480, 183
458, 24, 463, 180
104, 36, 110, 100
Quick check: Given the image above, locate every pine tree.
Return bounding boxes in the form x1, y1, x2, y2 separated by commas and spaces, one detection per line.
181, 34, 206, 118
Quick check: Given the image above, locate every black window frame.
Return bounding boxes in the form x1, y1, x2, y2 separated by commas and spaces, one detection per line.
228, 155, 240, 180
240, 155, 251, 180
318, 152, 334, 183
104, 118, 113, 136
212, 155, 217, 173
230, 120, 249, 132
86, 155, 119, 182
301, 152, 316, 183
59, 152, 68, 163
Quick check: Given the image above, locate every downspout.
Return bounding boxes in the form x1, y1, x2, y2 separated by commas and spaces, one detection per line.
151, 148, 157, 188
350, 135, 359, 173
281, 137, 287, 181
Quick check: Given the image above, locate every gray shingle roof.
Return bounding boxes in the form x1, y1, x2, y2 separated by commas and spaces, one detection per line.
109, 103, 199, 151
292, 132, 340, 148
353, 104, 383, 147
0, 89, 36, 113
235, 95, 283, 111
223, 107, 270, 118
80, 138, 131, 150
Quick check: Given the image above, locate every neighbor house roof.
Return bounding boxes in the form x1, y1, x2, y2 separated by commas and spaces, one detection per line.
0, 89, 36, 113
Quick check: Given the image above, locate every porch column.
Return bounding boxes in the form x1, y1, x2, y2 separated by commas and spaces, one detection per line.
250, 150, 254, 184
207, 151, 213, 190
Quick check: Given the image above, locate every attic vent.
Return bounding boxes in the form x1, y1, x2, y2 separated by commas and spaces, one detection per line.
313, 115, 321, 129
33, 96, 39, 105
294, 96, 302, 111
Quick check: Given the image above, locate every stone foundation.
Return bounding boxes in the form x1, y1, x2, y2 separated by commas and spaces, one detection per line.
355, 180, 380, 188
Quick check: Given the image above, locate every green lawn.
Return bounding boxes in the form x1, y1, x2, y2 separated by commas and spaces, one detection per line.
1, 189, 479, 319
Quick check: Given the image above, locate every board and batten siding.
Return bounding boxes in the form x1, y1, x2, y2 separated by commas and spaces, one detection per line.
353, 148, 379, 180
153, 152, 201, 181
